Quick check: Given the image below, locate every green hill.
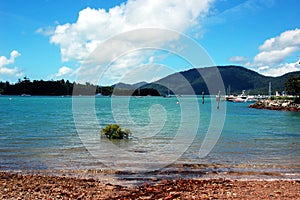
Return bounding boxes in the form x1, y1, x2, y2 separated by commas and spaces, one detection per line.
142, 65, 300, 95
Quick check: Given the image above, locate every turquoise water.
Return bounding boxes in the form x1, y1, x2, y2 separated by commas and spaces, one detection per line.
0, 95, 299, 180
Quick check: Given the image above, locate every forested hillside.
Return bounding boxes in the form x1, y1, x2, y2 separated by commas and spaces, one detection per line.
1, 66, 299, 96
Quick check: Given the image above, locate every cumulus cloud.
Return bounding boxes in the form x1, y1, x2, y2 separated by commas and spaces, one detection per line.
36, 26, 55, 36
254, 46, 299, 65
49, 0, 213, 62
48, 66, 75, 79
259, 28, 300, 51
253, 28, 300, 67
230, 28, 300, 76
258, 62, 300, 77
0, 50, 20, 66
46, 0, 214, 84
0, 50, 23, 78
56, 66, 73, 76
228, 56, 249, 64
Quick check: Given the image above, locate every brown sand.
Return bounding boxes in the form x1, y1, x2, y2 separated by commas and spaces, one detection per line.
0, 172, 299, 199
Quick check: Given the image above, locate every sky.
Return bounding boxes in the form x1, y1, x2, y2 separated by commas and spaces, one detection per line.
0, 0, 299, 85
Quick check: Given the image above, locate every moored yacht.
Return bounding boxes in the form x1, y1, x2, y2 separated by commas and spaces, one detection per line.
226, 90, 257, 102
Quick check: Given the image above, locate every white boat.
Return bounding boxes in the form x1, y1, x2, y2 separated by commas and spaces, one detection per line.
20, 94, 31, 97
226, 90, 257, 103
95, 93, 105, 97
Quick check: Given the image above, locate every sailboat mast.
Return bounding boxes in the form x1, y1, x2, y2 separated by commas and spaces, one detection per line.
268, 82, 272, 97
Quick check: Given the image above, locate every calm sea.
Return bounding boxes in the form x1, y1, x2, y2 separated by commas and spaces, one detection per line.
1, 95, 299, 183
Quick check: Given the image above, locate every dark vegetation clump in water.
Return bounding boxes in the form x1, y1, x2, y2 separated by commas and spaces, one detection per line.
101, 124, 131, 140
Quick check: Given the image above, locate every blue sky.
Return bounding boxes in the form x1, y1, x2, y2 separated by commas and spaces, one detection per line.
0, 0, 299, 85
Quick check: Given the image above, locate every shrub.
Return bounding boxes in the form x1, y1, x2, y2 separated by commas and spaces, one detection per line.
269, 96, 295, 101
100, 124, 131, 139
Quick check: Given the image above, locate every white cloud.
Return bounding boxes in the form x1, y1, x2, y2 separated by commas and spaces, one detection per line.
259, 28, 300, 51
0, 50, 23, 78
46, 0, 214, 83
230, 28, 300, 76
253, 28, 300, 67
254, 46, 299, 65
36, 26, 55, 36
0, 50, 20, 66
228, 56, 248, 64
48, 66, 75, 79
47, 0, 214, 84
56, 66, 73, 76
258, 62, 300, 77
0, 66, 20, 75
257, 65, 269, 71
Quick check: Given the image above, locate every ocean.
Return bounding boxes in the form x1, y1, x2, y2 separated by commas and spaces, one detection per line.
1, 95, 299, 184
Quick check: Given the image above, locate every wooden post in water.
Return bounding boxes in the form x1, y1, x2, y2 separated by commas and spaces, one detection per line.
216, 90, 221, 109
202, 91, 205, 104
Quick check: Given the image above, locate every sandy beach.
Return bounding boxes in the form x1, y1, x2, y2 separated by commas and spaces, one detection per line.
1, 172, 299, 199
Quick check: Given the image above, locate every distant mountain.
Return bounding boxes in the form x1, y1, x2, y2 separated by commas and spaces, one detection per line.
112, 81, 160, 96
113, 81, 148, 90
142, 66, 300, 95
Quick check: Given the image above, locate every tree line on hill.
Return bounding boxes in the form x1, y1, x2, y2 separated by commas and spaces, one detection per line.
0, 77, 111, 96
0, 77, 160, 96
285, 75, 300, 96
